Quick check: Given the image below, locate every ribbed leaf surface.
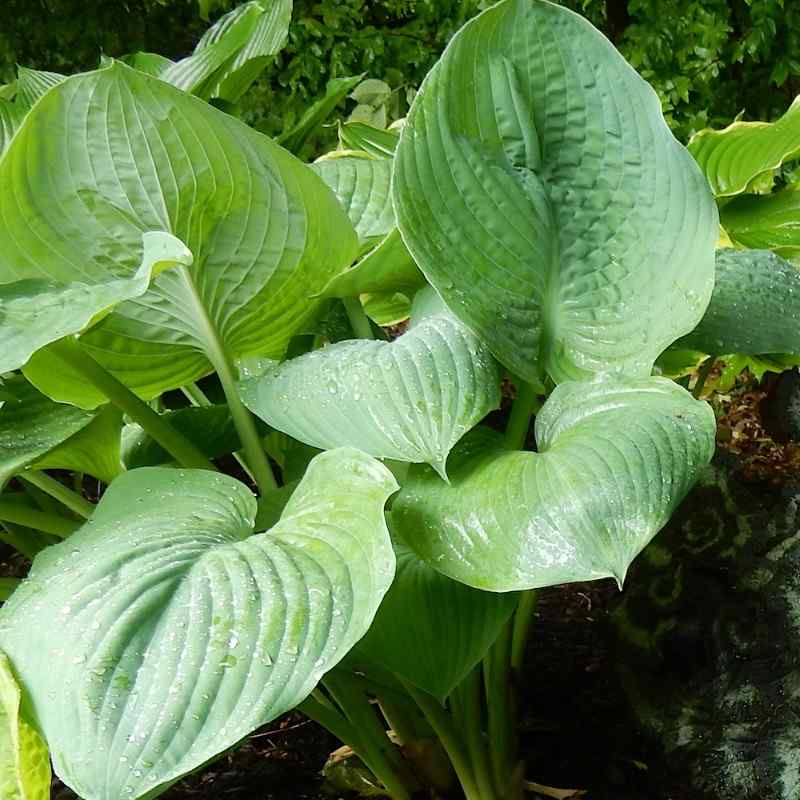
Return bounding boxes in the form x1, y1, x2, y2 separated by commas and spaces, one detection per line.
392, 378, 715, 591
0, 63, 355, 403
0, 450, 397, 800
240, 289, 501, 477
679, 249, 800, 356
721, 187, 800, 256
689, 97, 800, 197
393, 0, 717, 384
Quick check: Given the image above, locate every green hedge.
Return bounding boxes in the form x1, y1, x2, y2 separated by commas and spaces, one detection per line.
2, 0, 799, 149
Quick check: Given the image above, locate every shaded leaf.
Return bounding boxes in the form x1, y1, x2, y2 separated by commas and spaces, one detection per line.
721, 186, 800, 256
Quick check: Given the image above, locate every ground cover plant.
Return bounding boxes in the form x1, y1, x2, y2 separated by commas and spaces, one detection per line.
2, 1, 800, 799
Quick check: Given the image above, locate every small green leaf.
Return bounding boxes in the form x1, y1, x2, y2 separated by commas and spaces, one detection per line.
0, 376, 98, 488
0, 100, 24, 156
338, 121, 399, 158
0, 651, 51, 800
689, 96, 800, 197
355, 543, 518, 700
312, 152, 394, 245
393, 0, 717, 384
0, 449, 398, 800
241, 288, 501, 477
317, 229, 426, 299
678, 249, 800, 356
363, 292, 412, 326
278, 74, 364, 155
392, 378, 715, 591
15, 67, 64, 108
721, 186, 800, 256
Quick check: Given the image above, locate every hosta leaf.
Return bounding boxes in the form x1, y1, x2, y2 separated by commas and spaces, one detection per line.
0, 100, 24, 156
15, 67, 64, 109
355, 543, 518, 700
0, 231, 192, 375
678, 249, 800, 356
120, 52, 175, 78
277, 74, 363, 155
0, 376, 98, 488
0, 449, 397, 800
161, 0, 292, 103
688, 97, 800, 198
393, 0, 717, 384
312, 152, 394, 245
392, 378, 715, 591
34, 406, 124, 485
721, 186, 800, 256
317, 229, 426, 299
0, 651, 51, 800
363, 292, 412, 326
338, 122, 399, 158
240, 288, 501, 478
0, 63, 356, 404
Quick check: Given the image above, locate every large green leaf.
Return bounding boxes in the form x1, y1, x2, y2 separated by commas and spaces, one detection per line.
0, 231, 192, 375
688, 97, 800, 197
720, 186, 800, 256
0, 376, 98, 488
317, 229, 426, 300
240, 288, 501, 478
311, 152, 394, 245
0, 652, 51, 800
355, 543, 518, 700
0, 63, 356, 403
678, 249, 800, 356
392, 378, 715, 591
160, 0, 292, 103
393, 0, 717, 385
0, 449, 397, 800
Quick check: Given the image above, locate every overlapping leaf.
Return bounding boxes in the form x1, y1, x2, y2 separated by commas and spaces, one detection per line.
689, 96, 800, 197
355, 543, 518, 700
0, 450, 397, 800
0, 63, 356, 404
393, 0, 717, 384
721, 187, 800, 256
240, 288, 501, 477
0, 652, 51, 800
0, 376, 99, 488
678, 249, 800, 356
392, 378, 715, 591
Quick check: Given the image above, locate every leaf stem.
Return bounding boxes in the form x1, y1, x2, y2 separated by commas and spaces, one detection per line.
0, 577, 20, 601
511, 590, 539, 674
692, 356, 716, 399
0, 522, 49, 560
323, 673, 418, 800
505, 380, 541, 450
19, 471, 94, 519
343, 296, 375, 340
484, 622, 515, 796
399, 678, 482, 800
451, 666, 497, 800
48, 338, 215, 471
0, 498, 79, 538
175, 267, 277, 494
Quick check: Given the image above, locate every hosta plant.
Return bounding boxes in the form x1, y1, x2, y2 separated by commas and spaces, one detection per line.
0, 1, 796, 799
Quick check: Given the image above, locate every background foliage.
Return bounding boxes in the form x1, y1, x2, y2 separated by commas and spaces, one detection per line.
2, 0, 799, 149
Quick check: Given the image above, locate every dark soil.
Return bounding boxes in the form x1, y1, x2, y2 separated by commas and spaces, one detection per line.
3, 369, 792, 800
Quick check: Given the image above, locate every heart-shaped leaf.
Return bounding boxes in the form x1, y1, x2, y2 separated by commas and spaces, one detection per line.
688, 97, 800, 197
312, 152, 394, 246
392, 378, 715, 591
0, 651, 51, 800
0, 231, 192, 375
240, 288, 501, 478
355, 543, 518, 701
0, 449, 398, 800
678, 249, 800, 356
0, 62, 356, 404
0, 376, 99, 488
393, 0, 717, 384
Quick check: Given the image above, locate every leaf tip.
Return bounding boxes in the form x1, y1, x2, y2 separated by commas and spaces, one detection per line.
430, 459, 449, 483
